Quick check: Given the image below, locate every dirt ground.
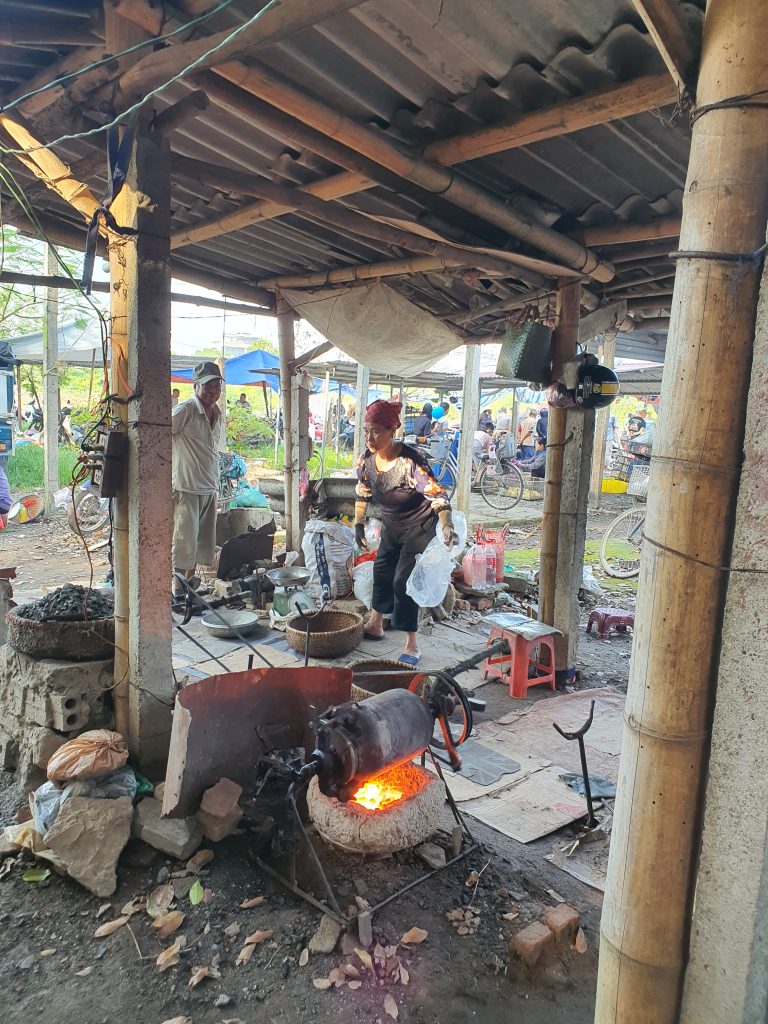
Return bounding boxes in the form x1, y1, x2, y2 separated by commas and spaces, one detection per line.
0, 508, 636, 1024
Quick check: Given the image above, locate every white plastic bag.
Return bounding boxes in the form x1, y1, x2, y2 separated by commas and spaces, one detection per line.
302, 519, 356, 602
351, 560, 375, 608
406, 511, 467, 608
364, 519, 382, 552
33, 767, 137, 836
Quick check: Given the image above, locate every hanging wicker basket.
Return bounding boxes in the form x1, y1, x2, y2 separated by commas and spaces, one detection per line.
496, 320, 553, 384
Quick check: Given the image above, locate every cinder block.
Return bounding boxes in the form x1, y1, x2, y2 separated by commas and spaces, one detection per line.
543, 904, 580, 947
46, 692, 91, 732
511, 921, 555, 969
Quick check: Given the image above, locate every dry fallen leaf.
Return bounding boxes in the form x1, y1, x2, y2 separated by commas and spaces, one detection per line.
502, 912, 520, 922
329, 966, 346, 988
188, 964, 222, 988
186, 849, 214, 873
574, 927, 588, 954
96, 903, 111, 919
75, 966, 93, 978
224, 922, 241, 939
146, 884, 174, 919
398, 960, 410, 986
94, 916, 129, 938
239, 896, 267, 909
236, 942, 255, 966
313, 978, 333, 990
160, 1018, 192, 1024
355, 947, 373, 971
298, 947, 309, 967
400, 927, 428, 945
465, 870, 480, 888
347, 980, 362, 990
340, 963, 360, 979
39, 948, 56, 957
153, 910, 185, 940
156, 936, 186, 973
202, 888, 213, 905
120, 898, 145, 917
384, 993, 399, 1019
244, 929, 273, 946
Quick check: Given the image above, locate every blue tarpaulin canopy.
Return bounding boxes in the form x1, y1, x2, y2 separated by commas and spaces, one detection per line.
170, 348, 280, 391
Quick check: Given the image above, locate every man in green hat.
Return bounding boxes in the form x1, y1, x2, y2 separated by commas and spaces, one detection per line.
171, 361, 224, 590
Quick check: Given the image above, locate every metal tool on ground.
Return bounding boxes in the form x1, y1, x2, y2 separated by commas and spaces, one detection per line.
552, 699, 599, 827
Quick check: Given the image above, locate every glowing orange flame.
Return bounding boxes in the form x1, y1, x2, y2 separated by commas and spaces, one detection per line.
352, 779, 404, 811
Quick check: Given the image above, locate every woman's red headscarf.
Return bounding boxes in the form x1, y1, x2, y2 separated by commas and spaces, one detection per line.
364, 399, 402, 430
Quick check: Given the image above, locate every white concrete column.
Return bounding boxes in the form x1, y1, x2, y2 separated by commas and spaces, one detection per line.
454, 345, 481, 515
354, 363, 369, 455
42, 244, 59, 514
680, 254, 768, 1024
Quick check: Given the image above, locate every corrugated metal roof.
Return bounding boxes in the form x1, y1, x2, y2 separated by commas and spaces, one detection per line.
0, 0, 702, 351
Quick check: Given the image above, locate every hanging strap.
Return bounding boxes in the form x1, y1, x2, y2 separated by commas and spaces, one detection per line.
81, 116, 139, 294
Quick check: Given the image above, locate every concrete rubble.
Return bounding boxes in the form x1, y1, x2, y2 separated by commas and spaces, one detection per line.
44, 796, 133, 897
0, 645, 113, 791
133, 797, 203, 860
309, 914, 344, 954
195, 777, 243, 842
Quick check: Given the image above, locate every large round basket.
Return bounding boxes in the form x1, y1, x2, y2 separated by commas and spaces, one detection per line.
7, 609, 115, 661
348, 658, 421, 701
285, 610, 364, 659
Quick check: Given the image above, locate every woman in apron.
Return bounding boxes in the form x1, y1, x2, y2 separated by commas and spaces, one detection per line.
354, 400, 458, 666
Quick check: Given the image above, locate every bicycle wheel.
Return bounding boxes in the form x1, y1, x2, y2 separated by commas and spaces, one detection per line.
68, 488, 109, 536
431, 458, 456, 499
479, 461, 524, 511
599, 507, 645, 578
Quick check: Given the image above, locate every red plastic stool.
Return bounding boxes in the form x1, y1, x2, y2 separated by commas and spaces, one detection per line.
586, 607, 635, 639
482, 624, 557, 698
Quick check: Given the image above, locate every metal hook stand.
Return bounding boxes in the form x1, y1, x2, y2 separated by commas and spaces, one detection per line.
552, 699, 598, 828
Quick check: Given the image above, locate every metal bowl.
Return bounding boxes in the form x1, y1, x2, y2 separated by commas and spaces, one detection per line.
201, 609, 267, 638
266, 566, 311, 587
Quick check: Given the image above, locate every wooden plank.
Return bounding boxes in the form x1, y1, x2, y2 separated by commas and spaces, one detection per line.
426, 73, 677, 165
632, 0, 699, 94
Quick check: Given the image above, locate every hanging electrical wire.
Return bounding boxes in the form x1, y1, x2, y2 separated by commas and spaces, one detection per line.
0, 0, 282, 157
0, 0, 243, 116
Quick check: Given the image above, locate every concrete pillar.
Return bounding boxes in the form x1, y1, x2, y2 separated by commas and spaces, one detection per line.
42, 244, 58, 514
553, 407, 595, 676
454, 346, 481, 515
680, 253, 768, 1024
108, 124, 174, 777
588, 333, 616, 510
354, 363, 369, 455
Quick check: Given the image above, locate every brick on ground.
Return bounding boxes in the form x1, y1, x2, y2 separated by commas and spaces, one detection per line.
543, 904, 580, 947
511, 921, 555, 969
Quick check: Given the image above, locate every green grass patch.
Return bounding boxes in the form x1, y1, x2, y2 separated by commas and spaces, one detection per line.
6, 445, 79, 492
504, 539, 637, 593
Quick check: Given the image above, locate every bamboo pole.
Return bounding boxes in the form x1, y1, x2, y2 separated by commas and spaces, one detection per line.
42, 245, 59, 516
596, 0, 768, 1020
277, 300, 296, 549
538, 281, 580, 626
581, 216, 681, 246
257, 255, 466, 290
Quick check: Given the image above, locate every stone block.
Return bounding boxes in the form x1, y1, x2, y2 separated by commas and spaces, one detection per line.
309, 914, 344, 954
196, 805, 242, 842
542, 904, 580, 947
45, 796, 133, 897
511, 921, 555, 969
415, 841, 447, 871
357, 911, 373, 950
200, 777, 243, 817
133, 797, 202, 860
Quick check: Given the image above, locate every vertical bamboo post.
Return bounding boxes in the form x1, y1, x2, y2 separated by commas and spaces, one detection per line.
354, 363, 370, 454
455, 346, 481, 515
596, 1, 768, 1020
538, 280, 581, 626
588, 333, 616, 510
277, 299, 296, 549
42, 244, 59, 514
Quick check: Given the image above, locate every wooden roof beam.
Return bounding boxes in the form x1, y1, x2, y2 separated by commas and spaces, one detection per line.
632, 0, 699, 95
426, 73, 677, 165
110, 0, 368, 108
580, 216, 681, 246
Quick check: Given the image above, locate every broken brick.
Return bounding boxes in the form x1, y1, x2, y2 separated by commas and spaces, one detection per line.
511, 921, 555, 969
196, 805, 241, 842
132, 797, 202, 860
200, 777, 242, 817
543, 904, 580, 948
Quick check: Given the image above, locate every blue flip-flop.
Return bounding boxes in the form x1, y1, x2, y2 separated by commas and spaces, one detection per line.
398, 652, 423, 667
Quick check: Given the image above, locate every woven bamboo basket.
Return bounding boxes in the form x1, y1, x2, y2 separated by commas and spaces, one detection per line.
285, 610, 364, 659
348, 658, 421, 701
7, 609, 115, 660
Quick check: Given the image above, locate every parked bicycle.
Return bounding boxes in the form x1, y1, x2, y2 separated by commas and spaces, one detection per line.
412, 431, 525, 512
599, 456, 650, 578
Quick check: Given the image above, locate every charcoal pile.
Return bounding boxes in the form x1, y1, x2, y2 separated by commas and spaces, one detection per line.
15, 584, 114, 623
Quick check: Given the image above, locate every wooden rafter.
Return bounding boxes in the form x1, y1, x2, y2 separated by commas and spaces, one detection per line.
632, 0, 699, 95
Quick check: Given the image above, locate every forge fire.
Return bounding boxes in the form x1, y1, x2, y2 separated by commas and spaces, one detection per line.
350, 763, 429, 811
